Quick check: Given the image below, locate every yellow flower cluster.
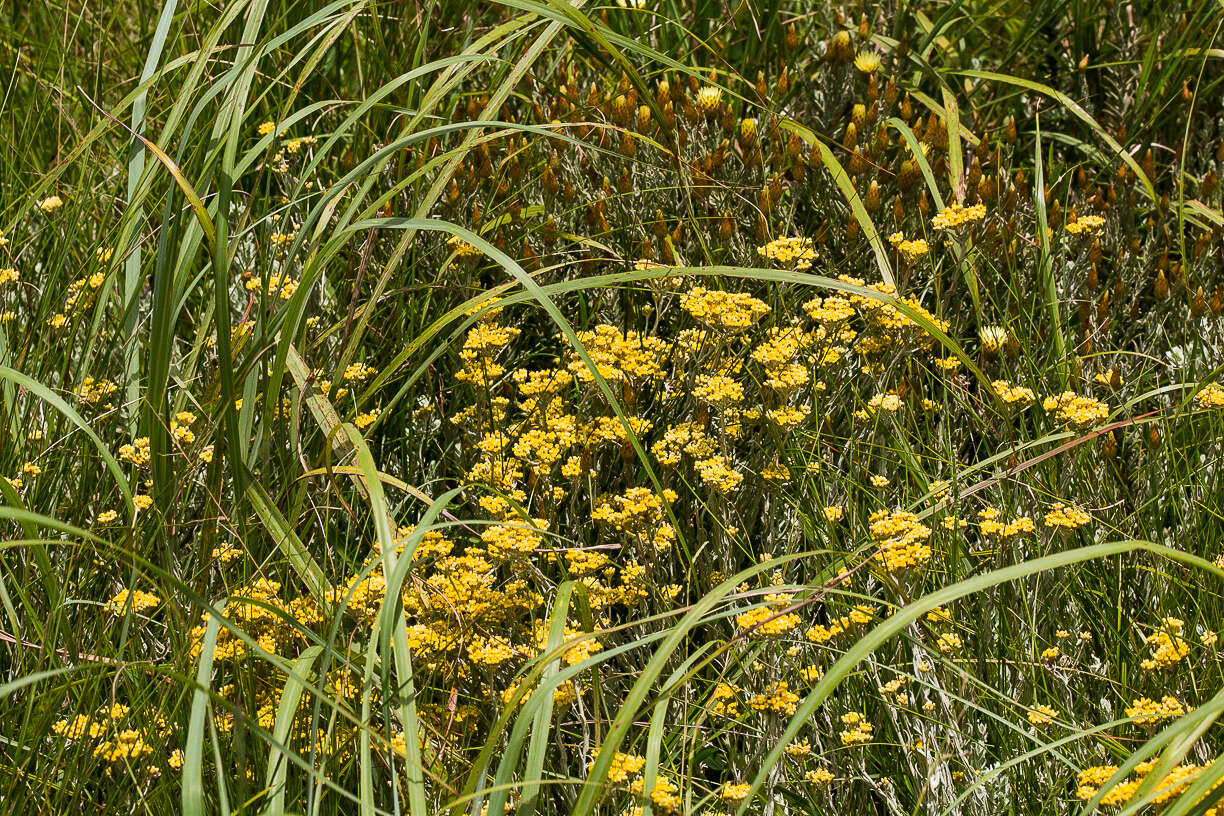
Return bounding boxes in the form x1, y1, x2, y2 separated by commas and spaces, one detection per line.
806, 620, 845, 644
802, 294, 855, 324
270, 230, 296, 249
694, 373, 744, 408
806, 605, 872, 646
709, 682, 740, 717
991, 380, 1036, 407
245, 270, 299, 299
757, 236, 818, 270
190, 577, 321, 660
736, 593, 802, 637
869, 509, 932, 571
1043, 502, 1091, 529
567, 324, 667, 383
597, 750, 646, 784
833, 277, 948, 358
785, 738, 812, 757
887, 232, 929, 260
931, 202, 986, 231
721, 782, 752, 803
1065, 214, 1106, 236
118, 437, 150, 467
693, 454, 744, 493
1042, 392, 1110, 428
456, 315, 521, 387
679, 286, 770, 331
343, 362, 377, 382
53, 268, 109, 318
171, 411, 196, 444
592, 487, 678, 553
1076, 759, 1221, 808
1195, 383, 1224, 410
806, 768, 835, 786
1141, 616, 1190, 670
445, 234, 484, 262
977, 507, 1034, 541
1026, 704, 1057, 726
104, 588, 161, 615
53, 702, 176, 773
766, 405, 809, 430
1125, 695, 1187, 725
856, 390, 903, 421
747, 681, 800, 715
77, 376, 118, 406
936, 632, 962, 652
762, 463, 790, 482
480, 522, 545, 561
751, 326, 828, 392
629, 773, 683, 813
534, 621, 601, 666
839, 711, 873, 745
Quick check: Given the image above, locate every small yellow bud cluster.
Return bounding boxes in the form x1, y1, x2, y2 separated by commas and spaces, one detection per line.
936, 632, 962, 652
736, 593, 802, 637
991, 380, 1036, 407
839, 711, 873, 745
721, 782, 751, 803
1194, 383, 1224, 410
757, 236, 818, 270
480, 523, 545, 562
680, 286, 770, 332
977, 507, 1035, 541
1042, 392, 1110, 429
77, 376, 119, 405
747, 681, 799, 715
1065, 214, 1106, 236
1141, 616, 1190, 670
887, 232, 930, 260
1126, 695, 1187, 725
869, 509, 932, 571
1043, 502, 1091, 529
806, 767, 835, 786
931, 202, 986, 231
104, 588, 161, 615
1026, 704, 1057, 726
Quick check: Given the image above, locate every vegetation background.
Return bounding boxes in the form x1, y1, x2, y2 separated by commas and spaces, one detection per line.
2, 0, 1224, 814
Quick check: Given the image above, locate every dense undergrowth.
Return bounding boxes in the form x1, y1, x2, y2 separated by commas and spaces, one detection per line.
3, 1, 1224, 814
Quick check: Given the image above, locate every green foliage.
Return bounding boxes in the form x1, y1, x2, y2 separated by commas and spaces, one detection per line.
2, 1, 1224, 814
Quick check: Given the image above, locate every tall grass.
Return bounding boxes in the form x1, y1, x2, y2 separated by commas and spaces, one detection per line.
2, 1, 1224, 814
